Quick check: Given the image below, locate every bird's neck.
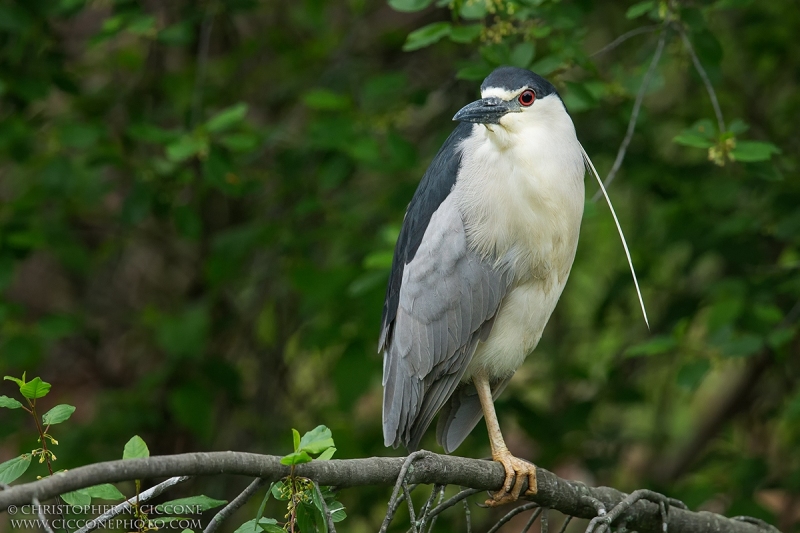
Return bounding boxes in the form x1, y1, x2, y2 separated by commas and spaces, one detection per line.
454, 119, 585, 280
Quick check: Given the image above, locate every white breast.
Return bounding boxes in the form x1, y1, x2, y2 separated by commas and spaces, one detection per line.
453, 94, 586, 379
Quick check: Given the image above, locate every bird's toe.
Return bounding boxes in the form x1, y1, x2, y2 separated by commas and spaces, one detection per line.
485, 451, 538, 506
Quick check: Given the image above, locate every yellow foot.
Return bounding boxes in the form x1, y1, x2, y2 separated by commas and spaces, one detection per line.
485, 450, 538, 507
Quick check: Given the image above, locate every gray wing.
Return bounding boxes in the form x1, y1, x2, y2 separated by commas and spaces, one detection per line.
382, 194, 509, 450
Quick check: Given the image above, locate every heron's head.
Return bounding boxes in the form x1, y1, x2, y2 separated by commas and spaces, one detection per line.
453, 66, 564, 133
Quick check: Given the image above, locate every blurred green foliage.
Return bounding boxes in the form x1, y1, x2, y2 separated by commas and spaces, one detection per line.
0, 0, 798, 531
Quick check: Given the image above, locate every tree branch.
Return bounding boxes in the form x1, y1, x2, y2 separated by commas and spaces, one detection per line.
75, 475, 191, 533
677, 25, 726, 135
0, 451, 774, 533
591, 25, 660, 57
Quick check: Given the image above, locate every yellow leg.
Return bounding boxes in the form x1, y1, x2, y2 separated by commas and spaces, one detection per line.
474, 371, 537, 506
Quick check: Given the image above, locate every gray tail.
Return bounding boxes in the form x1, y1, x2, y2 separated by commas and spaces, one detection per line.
435, 377, 511, 453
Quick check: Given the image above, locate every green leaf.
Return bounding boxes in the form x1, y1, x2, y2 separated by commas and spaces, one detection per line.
19, 377, 51, 400
530, 55, 562, 76
83, 483, 126, 500
363, 251, 393, 270
673, 119, 717, 148
127, 15, 156, 36
456, 64, 493, 81
299, 425, 335, 455
673, 130, 715, 149
156, 495, 227, 514
731, 140, 781, 162
60, 489, 91, 506
312, 501, 328, 533
402, 22, 451, 52
59, 122, 101, 149
718, 333, 763, 358
127, 123, 181, 144
768, 327, 795, 349
0, 395, 23, 409
311, 483, 324, 511
158, 22, 193, 45
280, 451, 312, 465
42, 404, 76, 426
253, 483, 275, 530
480, 43, 510, 66
271, 480, 287, 500
510, 42, 535, 69
302, 89, 350, 111
727, 118, 749, 135
295, 502, 318, 533
624, 335, 677, 357
123, 435, 150, 459
626, 1, 655, 19
234, 519, 279, 533
677, 360, 710, 391
292, 428, 301, 452
317, 447, 336, 461
458, 0, 487, 18
449, 24, 482, 44
3, 375, 24, 387
151, 305, 209, 360
168, 384, 213, 440
166, 135, 208, 162
220, 132, 259, 153
206, 103, 248, 133
329, 501, 346, 523
0, 455, 31, 484
388, 0, 433, 12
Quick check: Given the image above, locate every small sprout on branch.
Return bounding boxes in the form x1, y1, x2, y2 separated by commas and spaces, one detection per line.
673, 118, 781, 166
234, 425, 344, 533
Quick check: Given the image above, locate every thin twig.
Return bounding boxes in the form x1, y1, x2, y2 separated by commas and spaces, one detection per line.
558, 515, 574, 533
404, 482, 419, 533
396, 483, 420, 511
204, 478, 268, 533
425, 487, 483, 521
592, 27, 667, 201
424, 486, 446, 533
463, 497, 472, 533
313, 483, 337, 533
585, 489, 685, 533
190, 3, 216, 127
379, 451, 429, 533
520, 507, 541, 533
75, 476, 191, 533
32, 496, 56, 533
677, 25, 725, 135
416, 484, 442, 532
592, 25, 660, 57
487, 503, 540, 533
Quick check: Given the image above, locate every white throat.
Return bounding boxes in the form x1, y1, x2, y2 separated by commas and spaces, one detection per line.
452, 93, 586, 278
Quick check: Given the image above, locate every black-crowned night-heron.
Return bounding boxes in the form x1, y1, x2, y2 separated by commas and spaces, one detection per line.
379, 66, 589, 506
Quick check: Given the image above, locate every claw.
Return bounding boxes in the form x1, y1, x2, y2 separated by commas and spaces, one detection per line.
485, 449, 537, 507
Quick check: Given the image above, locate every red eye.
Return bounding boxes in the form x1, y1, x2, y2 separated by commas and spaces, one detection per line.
518, 89, 535, 106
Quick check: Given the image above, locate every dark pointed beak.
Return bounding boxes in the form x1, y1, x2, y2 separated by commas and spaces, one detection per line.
453, 97, 514, 124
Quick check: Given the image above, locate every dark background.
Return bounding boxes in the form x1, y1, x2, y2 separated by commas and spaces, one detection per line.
0, 0, 798, 531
